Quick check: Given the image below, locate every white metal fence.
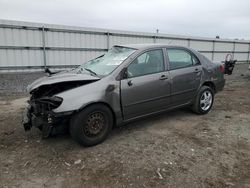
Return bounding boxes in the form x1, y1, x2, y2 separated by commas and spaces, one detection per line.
0, 19, 250, 72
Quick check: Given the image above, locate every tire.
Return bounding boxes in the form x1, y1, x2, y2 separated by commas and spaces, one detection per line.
70, 104, 113, 147
192, 86, 214, 115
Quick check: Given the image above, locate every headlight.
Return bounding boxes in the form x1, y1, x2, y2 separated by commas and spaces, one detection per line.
36, 96, 63, 109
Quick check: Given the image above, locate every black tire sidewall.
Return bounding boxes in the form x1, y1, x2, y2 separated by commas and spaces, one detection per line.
70, 104, 113, 146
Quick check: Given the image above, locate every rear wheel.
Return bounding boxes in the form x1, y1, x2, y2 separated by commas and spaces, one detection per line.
70, 104, 113, 146
192, 86, 214, 114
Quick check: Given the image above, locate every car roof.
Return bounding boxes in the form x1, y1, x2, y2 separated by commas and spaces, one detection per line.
115, 43, 191, 50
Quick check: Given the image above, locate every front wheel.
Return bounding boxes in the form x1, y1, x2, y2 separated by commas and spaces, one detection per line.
192, 86, 214, 114
70, 104, 113, 146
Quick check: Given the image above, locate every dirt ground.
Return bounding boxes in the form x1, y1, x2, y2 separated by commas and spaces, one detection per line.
0, 64, 250, 188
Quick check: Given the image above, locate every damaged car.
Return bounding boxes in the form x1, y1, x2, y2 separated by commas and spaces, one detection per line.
23, 44, 231, 146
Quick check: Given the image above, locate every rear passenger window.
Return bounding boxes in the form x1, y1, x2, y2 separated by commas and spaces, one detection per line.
167, 49, 196, 70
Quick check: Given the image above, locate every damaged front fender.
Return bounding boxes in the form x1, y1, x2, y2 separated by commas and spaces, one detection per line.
53, 78, 120, 113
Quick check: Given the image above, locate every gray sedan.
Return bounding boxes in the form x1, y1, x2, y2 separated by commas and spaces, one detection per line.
23, 44, 226, 146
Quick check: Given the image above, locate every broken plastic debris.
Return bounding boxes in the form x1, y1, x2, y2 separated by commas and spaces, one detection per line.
64, 162, 71, 167
81, 164, 85, 170
74, 159, 81, 165
23, 161, 31, 167
156, 168, 163, 179
164, 161, 173, 165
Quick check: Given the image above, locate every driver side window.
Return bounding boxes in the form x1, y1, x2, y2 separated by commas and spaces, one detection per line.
127, 49, 164, 78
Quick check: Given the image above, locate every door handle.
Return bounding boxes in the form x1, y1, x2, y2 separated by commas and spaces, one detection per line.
159, 75, 168, 80
127, 80, 133, 86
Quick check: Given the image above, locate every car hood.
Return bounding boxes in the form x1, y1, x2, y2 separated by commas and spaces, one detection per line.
27, 71, 100, 93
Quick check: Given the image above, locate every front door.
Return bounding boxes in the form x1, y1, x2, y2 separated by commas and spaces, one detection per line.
121, 49, 171, 120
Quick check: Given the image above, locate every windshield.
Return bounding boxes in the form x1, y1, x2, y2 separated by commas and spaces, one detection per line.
76, 46, 136, 76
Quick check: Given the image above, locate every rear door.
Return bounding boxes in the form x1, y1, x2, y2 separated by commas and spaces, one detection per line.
166, 48, 202, 106
121, 49, 171, 120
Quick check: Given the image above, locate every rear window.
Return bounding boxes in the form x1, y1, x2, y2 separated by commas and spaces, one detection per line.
167, 49, 193, 70
167, 49, 200, 70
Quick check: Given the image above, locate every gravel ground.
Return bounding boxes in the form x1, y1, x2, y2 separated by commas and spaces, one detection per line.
0, 64, 250, 188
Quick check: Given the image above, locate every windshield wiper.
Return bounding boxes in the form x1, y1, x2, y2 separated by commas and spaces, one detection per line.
84, 68, 97, 76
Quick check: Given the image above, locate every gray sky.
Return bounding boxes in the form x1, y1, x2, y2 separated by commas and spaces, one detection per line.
0, 0, 250, 39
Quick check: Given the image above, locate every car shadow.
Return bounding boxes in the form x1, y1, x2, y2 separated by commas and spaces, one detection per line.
111, 107, 194, 137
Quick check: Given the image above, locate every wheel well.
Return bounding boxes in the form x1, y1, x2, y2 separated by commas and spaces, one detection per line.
202, 82, 216, 93
78, 102, 116, 127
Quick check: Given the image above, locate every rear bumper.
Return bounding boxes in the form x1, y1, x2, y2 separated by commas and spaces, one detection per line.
215, 78, 225, 92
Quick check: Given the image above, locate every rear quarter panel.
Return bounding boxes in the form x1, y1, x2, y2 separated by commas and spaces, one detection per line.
195, 52, 225, 92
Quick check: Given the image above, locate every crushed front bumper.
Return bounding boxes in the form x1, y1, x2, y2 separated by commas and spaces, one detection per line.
22, 102, 74, 137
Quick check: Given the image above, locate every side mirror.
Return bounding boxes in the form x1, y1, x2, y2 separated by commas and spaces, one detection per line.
123, 68, 128, 79
116, 67, 128, 80
45, 67, 52, 75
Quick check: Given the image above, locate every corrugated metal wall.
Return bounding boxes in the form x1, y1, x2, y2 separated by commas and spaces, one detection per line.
0, 19, 250, 72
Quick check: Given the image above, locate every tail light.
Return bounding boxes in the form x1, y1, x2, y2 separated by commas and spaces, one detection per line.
219, 64, 225, 73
